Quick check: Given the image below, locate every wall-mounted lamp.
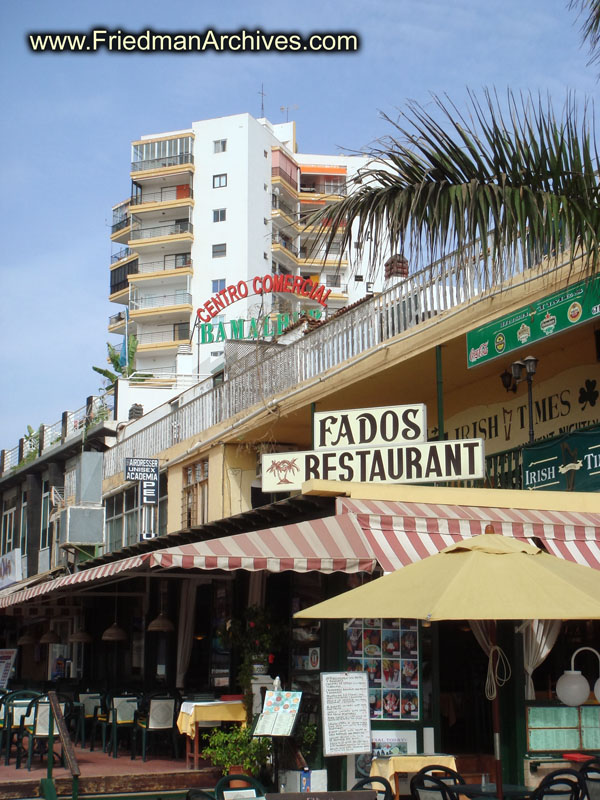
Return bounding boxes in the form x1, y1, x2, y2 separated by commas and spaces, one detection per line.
555, 646, 600, 706
502, 355, 539, 443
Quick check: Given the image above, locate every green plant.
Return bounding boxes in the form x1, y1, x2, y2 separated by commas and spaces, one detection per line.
202, 725, 271, 775
294, 720, 318, 763
92, 335, 138, 389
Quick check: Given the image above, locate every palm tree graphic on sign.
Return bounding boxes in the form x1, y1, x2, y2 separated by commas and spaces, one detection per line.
266, 458, 299, 485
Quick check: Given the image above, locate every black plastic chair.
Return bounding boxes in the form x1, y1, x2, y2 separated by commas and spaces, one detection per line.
530, 769, 587, 800
410, 768, 466, 800
352, 776, 394, 800
580, 760, 600, 800
214, 774, 266, 800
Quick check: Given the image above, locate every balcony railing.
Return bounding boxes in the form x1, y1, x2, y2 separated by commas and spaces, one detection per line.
130, 292, 192, 311
131, 153, 194, 172
130, 221, 193, 241
272, 198, 298, 220
109, 310, 127, 326
300, 248, 342, 261
272, 234, 299, 256
130, 188, 193, 205
136, 330, 190, 345
111, 247, 132, 264
138, 258, 192, 274
111, 217, 130, 234
300, 182, 347, 196
271, 166, 298, 190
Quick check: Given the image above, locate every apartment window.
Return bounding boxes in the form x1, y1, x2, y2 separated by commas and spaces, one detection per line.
40, 480, 51, 550
213, 208, 226, 223
213, 173, 227, 188
164, 252, 191, 269
212, 278, 226, 293
19, 490, 28, 553
183, 460, 209, 528
212, 243, 227, 258
214, 139, 227, 153
174, 322, 190, 341
1, 497, 16, 555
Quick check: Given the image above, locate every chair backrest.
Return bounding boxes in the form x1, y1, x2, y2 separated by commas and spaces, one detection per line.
579, 760, 600, 800
112, 696, 138, 724
214, 774, 266, 800
79, 692, 102, 719
32, 700, 67, 737
147, 697, 175, 730
531, 769, 587, 800
4, 691, 42, 728
410, 769, 465, 800
352, 776, 394, 800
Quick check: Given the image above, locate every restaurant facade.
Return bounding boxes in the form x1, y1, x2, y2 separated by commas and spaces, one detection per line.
0, 247, 599, 787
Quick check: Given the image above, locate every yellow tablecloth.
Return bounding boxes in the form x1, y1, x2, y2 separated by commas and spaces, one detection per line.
370, 755, 457, 799
177, 700, 246, 738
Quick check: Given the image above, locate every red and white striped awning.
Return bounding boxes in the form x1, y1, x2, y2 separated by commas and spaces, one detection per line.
336, 497, 600, 572
150, 514, 376, 574
0, 554, 148, 609
0, 515, 375, 610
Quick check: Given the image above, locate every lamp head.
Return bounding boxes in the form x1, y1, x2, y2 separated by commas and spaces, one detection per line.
511, 360, 524, 382
500, 370, 516, 392
556, 670, 591, 706
523, 355, 538, 376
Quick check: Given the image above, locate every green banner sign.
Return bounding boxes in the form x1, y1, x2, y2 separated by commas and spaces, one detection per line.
522, 427, 600, 491
466, 275, 600, 367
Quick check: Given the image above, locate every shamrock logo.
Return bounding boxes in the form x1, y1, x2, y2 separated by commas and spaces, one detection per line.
578, 379, 599, 410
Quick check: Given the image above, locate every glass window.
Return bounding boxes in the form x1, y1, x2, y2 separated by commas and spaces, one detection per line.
214, 139, 227, 153
182, 460, 209, 528
19, 491, 27, 552
212, 278, 226, 293
40, 480, 51, 550
213, 174, 227, 188
212, 243, 226, 258
213, 208, 226, 223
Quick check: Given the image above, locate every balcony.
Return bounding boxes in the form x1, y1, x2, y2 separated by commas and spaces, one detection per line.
137, 258, 192, 275
136, 329, 190, 349
130, 221, 193, 242
299, 181, 347, 196
130, 291, 192, 312
110, 215, 132, 243
271, 166, 298, 191
131, 153, 194, 173
272, 233, 299, 257
130, 187, 193, 209
110, 258, 139, 296
111, 247, 133, 264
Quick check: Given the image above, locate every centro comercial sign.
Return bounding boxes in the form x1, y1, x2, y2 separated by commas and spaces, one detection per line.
196, 272, 332, 342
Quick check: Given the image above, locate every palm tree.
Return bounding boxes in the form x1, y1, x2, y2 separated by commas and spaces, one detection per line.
92, 335, 138, 390
570, 0, 600, 66
314, 89, 600, 281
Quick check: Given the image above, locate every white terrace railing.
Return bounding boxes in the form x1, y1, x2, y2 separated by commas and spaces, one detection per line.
1, 397, 112, 476
103, 241, 548, 479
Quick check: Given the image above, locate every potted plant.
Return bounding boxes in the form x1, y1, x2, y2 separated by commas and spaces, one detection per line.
221, 605, 288, 720
202, 725, 272, 776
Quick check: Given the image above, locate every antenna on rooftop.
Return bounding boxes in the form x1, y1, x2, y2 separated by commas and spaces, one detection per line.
259, 84, 266, 117
280, 104, 298, 122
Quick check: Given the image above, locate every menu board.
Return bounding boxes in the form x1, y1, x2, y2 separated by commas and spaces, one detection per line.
526, 704, 600, 752
321, 671, 371, 757
346, 618, 419, 720
0, 650, 17, 689
253, 690, 302, 738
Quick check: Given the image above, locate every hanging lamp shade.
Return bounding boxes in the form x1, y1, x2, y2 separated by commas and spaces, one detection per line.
101, 622, 127, 642
17, 631, 36, 646
40, 628, 60, 645
69, 629, 93, 644
146, 611, 175, 633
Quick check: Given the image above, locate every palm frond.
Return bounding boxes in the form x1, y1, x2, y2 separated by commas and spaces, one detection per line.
312, 90, 600, 280
569, 0, 600, 67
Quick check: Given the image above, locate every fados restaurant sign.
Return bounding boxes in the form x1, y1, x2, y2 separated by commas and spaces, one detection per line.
261, 404, 484, 492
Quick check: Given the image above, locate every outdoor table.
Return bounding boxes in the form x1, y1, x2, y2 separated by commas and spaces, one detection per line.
370, 755, 458, 800
177, 699, 246, 770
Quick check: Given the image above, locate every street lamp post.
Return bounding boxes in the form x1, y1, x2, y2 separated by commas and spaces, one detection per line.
511, 355, 538, 444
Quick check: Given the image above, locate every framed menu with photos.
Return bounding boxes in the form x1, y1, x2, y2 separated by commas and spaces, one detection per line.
346, 618, 420, 721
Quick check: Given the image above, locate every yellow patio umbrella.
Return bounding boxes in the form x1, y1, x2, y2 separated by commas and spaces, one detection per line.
295, 533, 600, 799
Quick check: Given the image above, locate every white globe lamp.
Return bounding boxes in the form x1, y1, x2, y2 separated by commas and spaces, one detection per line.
556, 647, 600, 706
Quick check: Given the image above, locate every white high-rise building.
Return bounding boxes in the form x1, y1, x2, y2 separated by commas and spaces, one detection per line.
108, 113, 379, 381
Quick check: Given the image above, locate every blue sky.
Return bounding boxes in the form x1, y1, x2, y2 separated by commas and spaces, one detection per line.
0, 0, 595, 449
